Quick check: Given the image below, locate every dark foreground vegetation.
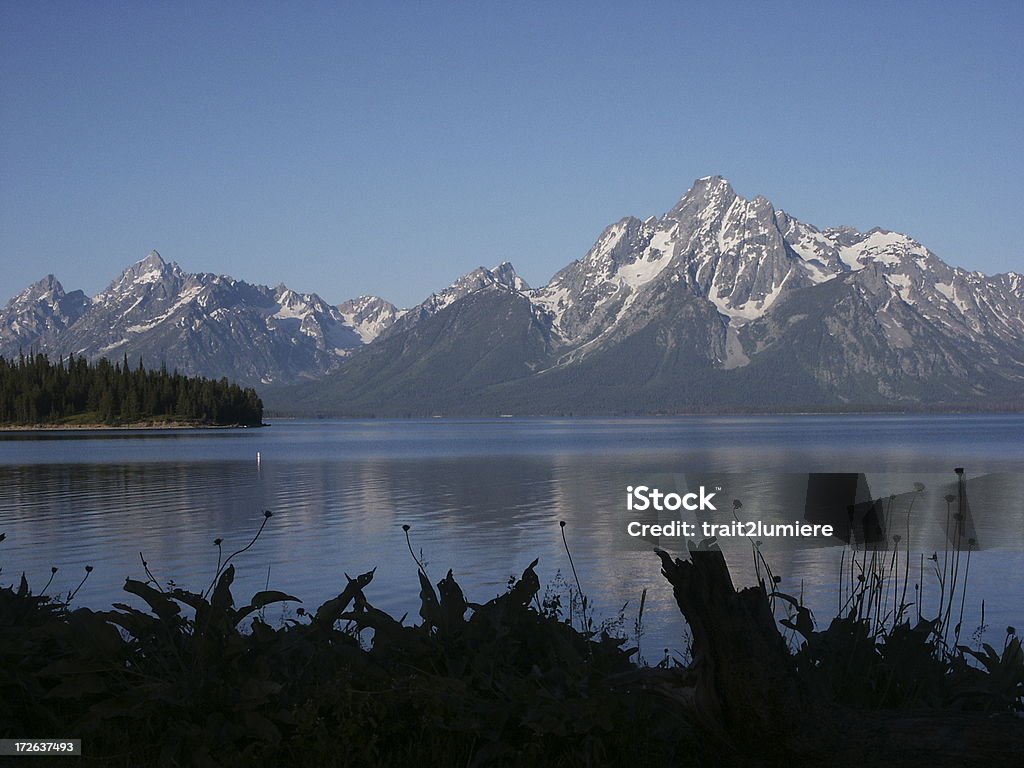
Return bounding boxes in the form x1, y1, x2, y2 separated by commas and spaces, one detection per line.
0, 353, 262, 427
1, 515, 1022, 767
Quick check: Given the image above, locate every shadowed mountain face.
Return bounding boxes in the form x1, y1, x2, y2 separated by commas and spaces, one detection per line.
286, 288, 556, 414
5, 178, 1023, 411
271, 177, 1024, 414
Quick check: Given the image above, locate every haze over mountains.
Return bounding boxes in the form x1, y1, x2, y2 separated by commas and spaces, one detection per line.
4, 177, 1022, 413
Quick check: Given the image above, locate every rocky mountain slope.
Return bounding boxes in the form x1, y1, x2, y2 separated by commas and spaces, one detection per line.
5, 177, 1021, 411
0, 252, 395, 385
273, 177, 1024, 413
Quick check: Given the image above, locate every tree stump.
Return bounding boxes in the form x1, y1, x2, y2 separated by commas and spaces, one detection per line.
656, 543, 832, 761
655, 542, 1024, 766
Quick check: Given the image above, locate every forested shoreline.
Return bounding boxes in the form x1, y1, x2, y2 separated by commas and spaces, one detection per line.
0, 353, 263, 427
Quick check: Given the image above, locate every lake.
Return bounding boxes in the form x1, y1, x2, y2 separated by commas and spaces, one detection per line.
1, 415, 1022, 657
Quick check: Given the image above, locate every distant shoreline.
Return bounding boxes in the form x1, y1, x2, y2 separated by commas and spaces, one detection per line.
0, 421, 265, 432
262, 408, 1023, 420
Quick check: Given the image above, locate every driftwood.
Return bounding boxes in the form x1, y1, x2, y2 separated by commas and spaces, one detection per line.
654, 542, 1024, 767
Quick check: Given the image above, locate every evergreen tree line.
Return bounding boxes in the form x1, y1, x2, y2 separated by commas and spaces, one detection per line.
0, 353, 263, 426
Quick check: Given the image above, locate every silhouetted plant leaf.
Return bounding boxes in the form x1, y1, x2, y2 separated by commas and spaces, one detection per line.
123, 578, 180, 621
211, 564, 235, 612
779, 605, 815, 640
249, 589, 301, 609
104, 604, 160, 638
167, 588, 209, 612
437, 569, 468, 632
509, 558, 540, 606
315, 568, 375, 627
235, 591, 302, 624
418, 569, 442, 629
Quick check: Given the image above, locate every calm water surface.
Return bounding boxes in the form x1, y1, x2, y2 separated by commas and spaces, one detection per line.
2, 416, 1022, 655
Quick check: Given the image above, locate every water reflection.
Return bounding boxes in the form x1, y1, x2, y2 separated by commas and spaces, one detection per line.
1, 416, 1023, 654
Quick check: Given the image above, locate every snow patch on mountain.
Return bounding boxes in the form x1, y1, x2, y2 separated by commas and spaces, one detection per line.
337, 295, 400, 344
4, 177, 1023, 402
839, 230, 924, 269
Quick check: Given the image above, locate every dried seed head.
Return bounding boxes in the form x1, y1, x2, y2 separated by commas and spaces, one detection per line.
945, 494, 956, 503
402, 524, 410, 532
85, 565, 93, 573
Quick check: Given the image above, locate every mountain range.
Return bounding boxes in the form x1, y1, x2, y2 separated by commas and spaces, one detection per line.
0, 251, 396, 386
4, 177, 1022, 413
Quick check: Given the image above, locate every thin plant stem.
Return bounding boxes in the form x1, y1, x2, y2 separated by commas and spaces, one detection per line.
204, 511, 272, 600
560, 521, 589, 633
139, 551, 164, 592
838, 546, 846, 615
918, 553, 924, 624
403, 524, 429, 578
940, 496, 952, 623
955, 539, 974, 647
67, 566, 93, 603
41, 567, 57, 595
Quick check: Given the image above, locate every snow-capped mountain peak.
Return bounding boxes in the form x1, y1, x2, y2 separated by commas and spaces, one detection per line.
5, 178, 1023, 411
16, 274, 62, 303
95, 250, 184, 307
532, 176, 837, 341
0, 252, 376, 385
337, 295, 400, 344
421, 262, 530, 314
126, 250, 170, 283
491, 261, 530, 293
0, 273, 91, 353
524, 176, 1024, 389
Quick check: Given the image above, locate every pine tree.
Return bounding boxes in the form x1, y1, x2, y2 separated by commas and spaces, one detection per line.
0, 354, 262, 427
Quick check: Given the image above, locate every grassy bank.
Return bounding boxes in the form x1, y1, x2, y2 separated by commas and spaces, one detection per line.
1, 514, 1021, 767
0, 524, 696, 766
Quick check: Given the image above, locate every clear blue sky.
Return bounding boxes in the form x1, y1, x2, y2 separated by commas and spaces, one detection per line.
2, 1, 1021, 308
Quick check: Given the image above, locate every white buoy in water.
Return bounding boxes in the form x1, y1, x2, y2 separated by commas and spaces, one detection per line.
257, 451, 261, 468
